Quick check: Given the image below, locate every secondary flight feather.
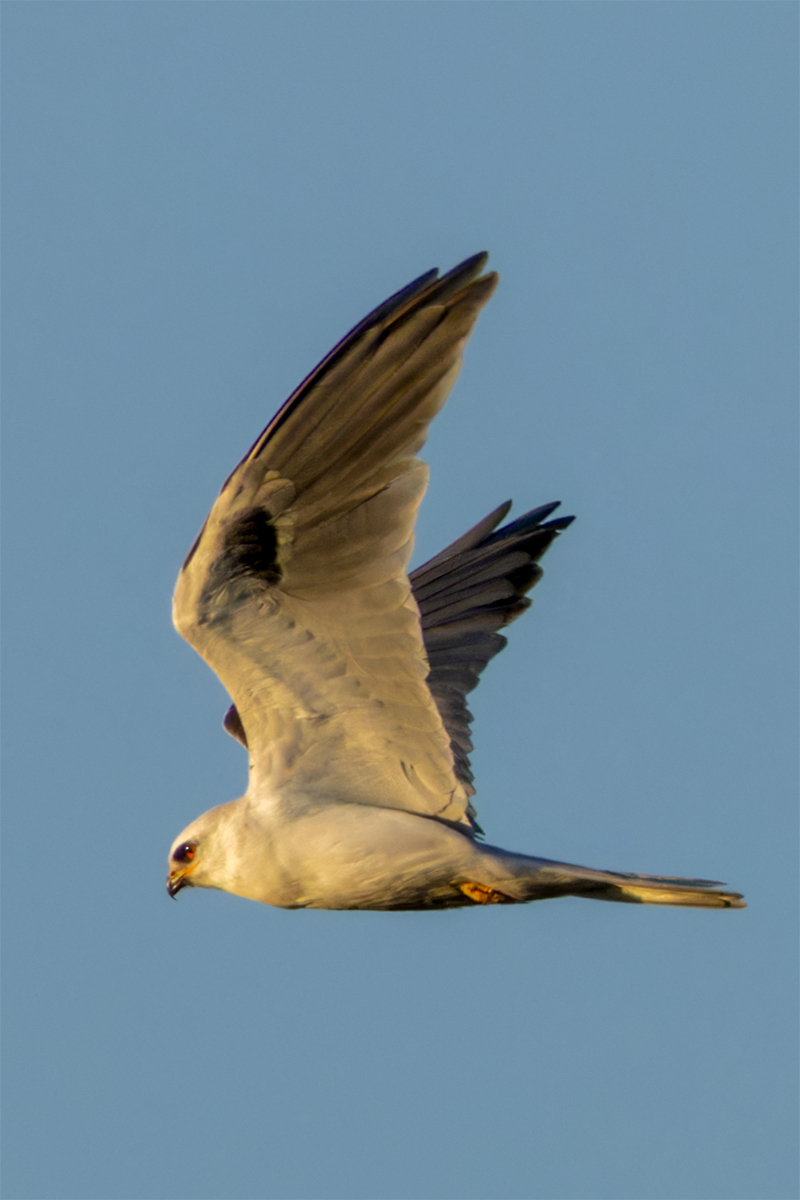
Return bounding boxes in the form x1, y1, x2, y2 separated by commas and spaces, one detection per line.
167, 253, 744, 913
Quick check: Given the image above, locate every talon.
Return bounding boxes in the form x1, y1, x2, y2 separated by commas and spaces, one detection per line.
459, 881, 512, 905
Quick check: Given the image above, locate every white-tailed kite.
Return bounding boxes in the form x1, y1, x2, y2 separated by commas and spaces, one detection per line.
167, 253, 744, 912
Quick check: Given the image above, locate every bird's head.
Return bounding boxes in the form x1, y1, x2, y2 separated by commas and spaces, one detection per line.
166, 834, 200, 897
166, 803, 240, 898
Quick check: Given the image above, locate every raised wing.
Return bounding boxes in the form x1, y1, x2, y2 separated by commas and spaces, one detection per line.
410, 501, 574, 801
221, 499, 575, 805
174, 254, 497, 831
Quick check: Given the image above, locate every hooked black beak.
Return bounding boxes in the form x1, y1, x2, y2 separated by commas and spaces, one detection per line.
166, 872, 190, 899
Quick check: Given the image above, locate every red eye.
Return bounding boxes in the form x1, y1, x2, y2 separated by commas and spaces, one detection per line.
173, 842, 196, 863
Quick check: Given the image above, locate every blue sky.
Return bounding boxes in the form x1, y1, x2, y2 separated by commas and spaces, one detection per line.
3, 5, 797, 1199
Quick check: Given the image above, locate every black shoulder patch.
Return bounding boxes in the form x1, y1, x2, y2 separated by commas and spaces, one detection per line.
202, 507, 282, 605
224, 508, 282, 585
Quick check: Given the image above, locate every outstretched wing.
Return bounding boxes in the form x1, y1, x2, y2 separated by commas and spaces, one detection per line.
174, 254, 497, 831
410, 501, 574, 800
221, 499, 576, 817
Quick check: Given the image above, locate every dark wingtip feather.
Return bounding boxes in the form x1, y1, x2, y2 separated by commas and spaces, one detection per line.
381, 252, 496, 337
240, 253, 495, 477
541, 514, 576, 532
413, 501, 513, 578
457, 250, 489, 272
484, 502, 575, 544
414, 497, 575, 796
359, 266, 440, 330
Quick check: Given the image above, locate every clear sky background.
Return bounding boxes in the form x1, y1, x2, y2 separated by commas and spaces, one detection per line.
2, 5, 797, 1200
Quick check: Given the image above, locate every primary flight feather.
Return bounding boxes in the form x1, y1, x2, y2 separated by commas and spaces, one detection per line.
167, 253, 744, 912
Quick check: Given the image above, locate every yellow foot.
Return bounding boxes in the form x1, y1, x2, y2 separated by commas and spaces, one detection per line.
459, 881, 513, 905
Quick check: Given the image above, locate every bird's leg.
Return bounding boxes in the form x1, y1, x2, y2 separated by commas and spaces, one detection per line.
458, 881, 513, 904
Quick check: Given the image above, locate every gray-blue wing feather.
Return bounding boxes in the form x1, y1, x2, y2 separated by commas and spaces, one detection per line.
410, 502, 575, 794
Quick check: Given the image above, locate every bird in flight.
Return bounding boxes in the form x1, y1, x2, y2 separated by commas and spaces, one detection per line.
167, 253, 744, 912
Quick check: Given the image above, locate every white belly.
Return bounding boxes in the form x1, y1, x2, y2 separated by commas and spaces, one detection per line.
243, 803, 483, 910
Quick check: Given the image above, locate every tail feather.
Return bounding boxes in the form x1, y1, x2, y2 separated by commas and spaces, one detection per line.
484, 851, 746, 909
596, 881, 745, 909
578, 865, 746, 908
